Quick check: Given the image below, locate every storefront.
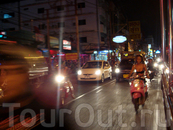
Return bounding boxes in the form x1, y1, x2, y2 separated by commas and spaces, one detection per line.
91, 50, 120, 61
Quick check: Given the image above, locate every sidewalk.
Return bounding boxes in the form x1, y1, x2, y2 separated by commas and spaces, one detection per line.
146, 73, 167, 130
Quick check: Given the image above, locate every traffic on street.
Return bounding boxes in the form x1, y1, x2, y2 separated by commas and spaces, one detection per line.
1, 0, 173, 130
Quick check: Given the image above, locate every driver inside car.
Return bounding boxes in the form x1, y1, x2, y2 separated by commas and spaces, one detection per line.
127, 55, 150, 80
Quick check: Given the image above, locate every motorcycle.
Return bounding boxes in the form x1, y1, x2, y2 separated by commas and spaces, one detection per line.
55, 74, 74, 106
147, 66, 155, 81
129, 74, 148, 113
0, 79, 7, 106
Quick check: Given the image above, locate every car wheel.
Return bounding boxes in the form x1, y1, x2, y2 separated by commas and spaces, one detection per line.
101, 74, 104, 83
110, 72, 112, 79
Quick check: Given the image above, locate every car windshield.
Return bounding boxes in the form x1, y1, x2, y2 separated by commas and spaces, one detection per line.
120, 59, 134, 66
83, 62, 102, 68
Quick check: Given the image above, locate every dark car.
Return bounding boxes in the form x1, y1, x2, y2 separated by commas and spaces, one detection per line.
114, 58, 134, 82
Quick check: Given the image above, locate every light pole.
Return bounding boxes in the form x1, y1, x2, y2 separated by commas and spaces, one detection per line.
46, 9, 51, 73
75, 0, 80, 68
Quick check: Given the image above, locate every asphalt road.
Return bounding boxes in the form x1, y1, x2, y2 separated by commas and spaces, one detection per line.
0, 74, 167, 130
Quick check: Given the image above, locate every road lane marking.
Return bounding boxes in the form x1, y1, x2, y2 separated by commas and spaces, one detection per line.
65, 79, 116, 105
96, 89, 102, 93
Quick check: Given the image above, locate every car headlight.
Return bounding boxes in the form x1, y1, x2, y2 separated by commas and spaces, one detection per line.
95, 70, 101, 75
55, 75, 65, 83
78, 70, 82, 75
115, 68, 120, 73
154, 63, 158, 67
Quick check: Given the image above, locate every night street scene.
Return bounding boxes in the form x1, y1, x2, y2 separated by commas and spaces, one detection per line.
0, 0, 172, 130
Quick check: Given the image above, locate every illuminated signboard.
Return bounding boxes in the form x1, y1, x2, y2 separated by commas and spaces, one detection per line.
155, 50, 161, 54
112, 36, 127, 43
63, 40, 71, 50
0, 32, 7, 39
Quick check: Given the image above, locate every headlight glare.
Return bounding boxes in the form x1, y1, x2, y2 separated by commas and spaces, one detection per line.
154, 63, 158, 67
95, 70, 101, 75
115, 68, 120, 73
159, 64, 164, 69
165, 68, 169, 74
78, 70, 82, 75
157, 58, 161, 62
55, 75, 65, 83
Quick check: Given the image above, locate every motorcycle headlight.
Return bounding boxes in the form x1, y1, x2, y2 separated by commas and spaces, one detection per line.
133, 79, 140, 87
157, 58, 161, 62
165, 68, 169, 74
154, 63, 158, 67
95, 70, 101, 75
78, 70, 82, 75
159, 64, 164, 69
55, 75, 65, 83
115, 68, 120, 73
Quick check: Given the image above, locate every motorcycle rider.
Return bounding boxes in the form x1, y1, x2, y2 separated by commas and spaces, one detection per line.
58, 61, 75, 99
147, 58, 154, 70
127, 55, 150, 80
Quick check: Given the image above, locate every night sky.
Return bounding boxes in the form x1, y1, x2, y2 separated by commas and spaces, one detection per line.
114, 0, 161, 47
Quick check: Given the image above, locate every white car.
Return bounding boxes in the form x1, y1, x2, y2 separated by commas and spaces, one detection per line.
77, 60, 112, 82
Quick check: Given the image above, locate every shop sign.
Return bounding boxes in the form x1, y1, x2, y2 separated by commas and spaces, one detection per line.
63, 40, 71, 50
112, 35, 127, 43
129, 21, 141, 40
66, 53, 78, 60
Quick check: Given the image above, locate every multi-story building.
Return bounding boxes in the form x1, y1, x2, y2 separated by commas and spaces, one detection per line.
0, 0, 118, 55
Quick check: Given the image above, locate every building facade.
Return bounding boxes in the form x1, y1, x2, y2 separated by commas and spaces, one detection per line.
0, 0, 118, 54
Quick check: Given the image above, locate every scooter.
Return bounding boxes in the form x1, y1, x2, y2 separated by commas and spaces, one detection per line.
147, 66, 155, 81
129, 74, 148, 113
55, 74, 75, 106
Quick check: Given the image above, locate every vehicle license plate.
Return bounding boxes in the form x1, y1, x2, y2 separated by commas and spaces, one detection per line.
85, 75, 90, 78
123, 74, 129, 78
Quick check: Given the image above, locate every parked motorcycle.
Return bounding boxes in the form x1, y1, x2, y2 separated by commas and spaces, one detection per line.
129, 75, 148, 113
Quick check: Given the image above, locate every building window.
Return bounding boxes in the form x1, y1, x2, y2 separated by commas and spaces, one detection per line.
78, 2, 85, 8
1, 19, 8, 23
80, 37, 87, 43
24, 23, 29, 26
57, 6, 64, 11
3, 13, 15, 19
38, 8, 44, 14
100, 21, 104, 25
101, 37, 105, 42
6, 28, 15, 31
78, 19, 86, 25
24, 8, 29, 11
38, 24, 46, 29
58, 22, 65, 27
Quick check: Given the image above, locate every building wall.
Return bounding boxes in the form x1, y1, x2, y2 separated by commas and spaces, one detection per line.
0, 0, 117, 52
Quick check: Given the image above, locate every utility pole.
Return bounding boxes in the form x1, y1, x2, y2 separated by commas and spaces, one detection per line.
96, 0, 100, 52
160, 0, 165, 61
168, 0, 173, 91
46, 9, 51, 73
75, 0, 80, 68
18, 0, 21, 30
